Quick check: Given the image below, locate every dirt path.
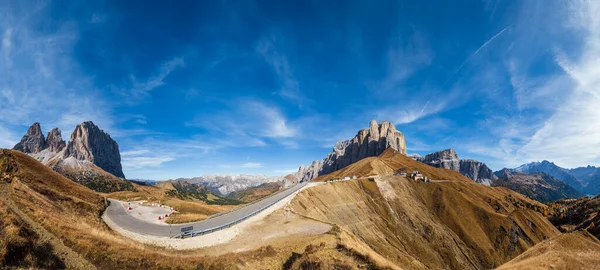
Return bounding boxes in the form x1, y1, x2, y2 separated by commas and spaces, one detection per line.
0, 182, 96, 270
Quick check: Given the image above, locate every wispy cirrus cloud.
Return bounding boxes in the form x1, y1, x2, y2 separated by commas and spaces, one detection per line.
514, 1, 600, 168
186, 99, 296, 149
255, 34, 309, 107
0, 1, 116, 141
119, 56, 185, 103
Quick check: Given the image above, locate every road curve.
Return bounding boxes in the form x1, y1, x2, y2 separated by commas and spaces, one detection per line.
104, 182, 308, 238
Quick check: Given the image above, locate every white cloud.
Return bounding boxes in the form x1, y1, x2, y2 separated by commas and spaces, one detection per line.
273, 169, 297, 174
255, 34, 308, 106
122, 156, 175, 170
121, 149, 151, 156
0, 2, 116, 138
186, 99, 295, 149
124, 57, 185, 102
242, 162, 262, 168
473, 1, 600, 169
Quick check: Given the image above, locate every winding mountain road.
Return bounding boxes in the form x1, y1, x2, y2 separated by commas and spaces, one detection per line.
104, 182, 308, 238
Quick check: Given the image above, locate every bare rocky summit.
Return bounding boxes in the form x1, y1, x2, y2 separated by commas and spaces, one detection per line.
61, 121, 124, 178
415, 148, 497, 184
292, 120, 407, 182
45, 128, 66, 152
417, 148, 460, 171
13, 123, 47, 154
459, 159, 498, 185
12, 121, 130, 192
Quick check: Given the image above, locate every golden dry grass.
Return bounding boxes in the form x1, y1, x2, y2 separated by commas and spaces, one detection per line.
497, 231, 600, 269
292, 174, 561, 269
1, 149, 387, 269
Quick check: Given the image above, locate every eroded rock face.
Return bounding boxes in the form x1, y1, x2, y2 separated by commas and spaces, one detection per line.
13, 123, 46, 154
459, 159, 498, 185
416, 149, 497, 184
62, 121, 125, 178
293, 120, 407, 182
46, 128, 66, 152
418, 149, 460, 171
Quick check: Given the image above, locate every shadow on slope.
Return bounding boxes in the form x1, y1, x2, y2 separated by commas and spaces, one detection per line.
293, 171, 560, 269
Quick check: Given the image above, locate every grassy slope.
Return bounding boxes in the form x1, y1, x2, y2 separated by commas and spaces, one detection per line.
315, 148, 472, 182
497, 231, 600, 269
1, 149, 375, 269
294, 154, 563, 270
227, 182, 283, 203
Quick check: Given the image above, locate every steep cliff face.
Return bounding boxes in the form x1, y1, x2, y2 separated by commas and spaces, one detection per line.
45, 128, 66, 152
13, 123, 46, 154
61, 121, 124, 178
12, 121, 130, 192
293, 120, 407, 182
415, 149, 497, 184
417, 149, 460, 171
459, 159, 498, 185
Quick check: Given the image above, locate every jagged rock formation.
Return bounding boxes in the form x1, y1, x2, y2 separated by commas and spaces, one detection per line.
417, 148, 460, 171
45, 128, 66, 152
293, 120, 407, 182
61, 121, 124, 178
459, 159, 498, 185
492, 169, 583, 202
13, 123, 47, 154
415, 149, 497, 184
12, 121, 130, 192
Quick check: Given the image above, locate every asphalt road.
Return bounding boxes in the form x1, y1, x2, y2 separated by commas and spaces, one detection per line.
104, 182, 308, 237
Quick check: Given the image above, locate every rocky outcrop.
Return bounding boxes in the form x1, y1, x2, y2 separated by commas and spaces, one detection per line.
416, 149, 497, 184
293, 120, 407, 182
417, 149, 460, 171
61, 121, 125, 178
46, 128, 66, 152
459, 159, 498, 185
13, 123, 46, 154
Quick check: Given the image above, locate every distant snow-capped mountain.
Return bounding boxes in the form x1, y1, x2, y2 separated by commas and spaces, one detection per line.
172, 174, 285, 195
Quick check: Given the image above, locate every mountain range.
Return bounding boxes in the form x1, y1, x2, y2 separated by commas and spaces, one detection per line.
12, 122, 132, 193
172, 174, 285, 195
514, 160, 600, 195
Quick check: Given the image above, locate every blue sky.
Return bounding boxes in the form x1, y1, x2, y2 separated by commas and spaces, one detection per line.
1, 0, 599, 180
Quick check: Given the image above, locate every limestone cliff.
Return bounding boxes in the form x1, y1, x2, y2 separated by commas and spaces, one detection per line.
13, 123, 46, 154
294, 120, 407, 182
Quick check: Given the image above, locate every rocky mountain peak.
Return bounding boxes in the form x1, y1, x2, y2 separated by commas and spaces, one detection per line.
418, 148, 460, 171
62, 121, 125, 178
13, 122, 47, 154
46, 128, 66, 152
494, 168, 513, 180
293, 120, 407, 182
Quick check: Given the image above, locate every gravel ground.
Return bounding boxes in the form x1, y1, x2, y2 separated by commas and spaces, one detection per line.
123, 201, 174, 225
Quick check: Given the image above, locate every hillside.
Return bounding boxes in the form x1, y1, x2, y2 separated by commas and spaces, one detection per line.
292, 173, 558, 269
0, 149, 402, 269
227, 182, 283, 203
493, 169, 583, 202
497, 231, 600, 269
548, 196, 600, 240
315, 148, 473, 182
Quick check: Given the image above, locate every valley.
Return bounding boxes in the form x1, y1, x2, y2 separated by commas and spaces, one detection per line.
2, 120, 600, 269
